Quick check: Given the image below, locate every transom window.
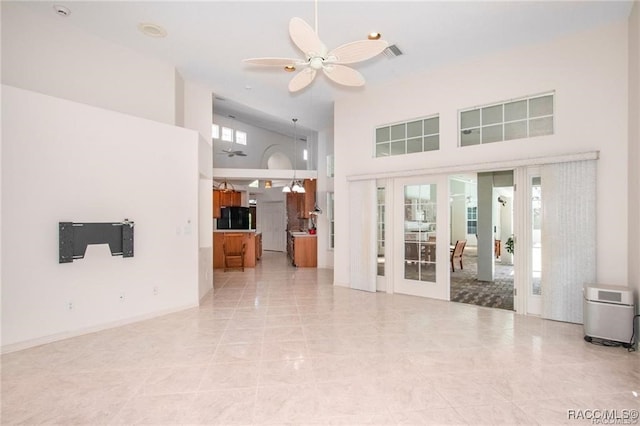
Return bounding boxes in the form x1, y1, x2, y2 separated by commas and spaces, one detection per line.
375, 115, 439, 157
459, 93, 554, 147
235, 130, 247, 145
221, 126, 233, 142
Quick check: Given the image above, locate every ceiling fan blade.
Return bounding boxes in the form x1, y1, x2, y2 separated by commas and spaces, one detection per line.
243, 57, 300, 66
289, 17, 326, 57
327, 40, 389, 64
236, 152, 247, 157
288, 68, 317, 92
322, 64, 365, 87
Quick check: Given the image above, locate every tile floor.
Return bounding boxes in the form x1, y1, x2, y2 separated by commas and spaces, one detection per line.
2, 251, 638, 425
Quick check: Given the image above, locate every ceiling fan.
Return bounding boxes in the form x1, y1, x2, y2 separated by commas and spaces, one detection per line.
218, 147, 247, 157
244, 9, 388, 92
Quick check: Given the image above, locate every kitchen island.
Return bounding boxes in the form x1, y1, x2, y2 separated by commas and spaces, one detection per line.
213, 230, 262, 269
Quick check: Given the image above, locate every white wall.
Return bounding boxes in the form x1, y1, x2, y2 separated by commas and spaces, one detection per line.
213, 114, 313, 171
1, 3, 176, 125
629, 2, 640, 296
1, 86, 199, 351
334, 21, 629, 289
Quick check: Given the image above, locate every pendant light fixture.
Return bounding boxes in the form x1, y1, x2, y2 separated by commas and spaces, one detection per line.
282, 118, 306, 193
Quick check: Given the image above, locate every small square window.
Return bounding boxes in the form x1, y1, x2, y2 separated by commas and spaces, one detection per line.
407, 121, 422, 138
505, 100, 527, 122
424, 117, 439, 135
376, 127, 390, 143
376, 143, 390, 157
407, 138, 422, 153
390, 124, 406, 141
423, 135, 439, 151
482, 105, 503, 126
461, 109, 480, 129
235, 130, 247, 145
505, 121, 527, 140
460, 128, 480, 146
482, 124, 503, 144
529, 95, 553, 118
390, 141, 405, 155
529, 117, 554, 137
212, 124, 220, 139
221, 127, 233, 142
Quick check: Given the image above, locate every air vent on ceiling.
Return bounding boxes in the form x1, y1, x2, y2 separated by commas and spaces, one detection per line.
383, 44, 403, 58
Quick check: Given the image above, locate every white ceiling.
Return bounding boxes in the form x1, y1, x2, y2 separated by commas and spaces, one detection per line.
15, 0, 633, 135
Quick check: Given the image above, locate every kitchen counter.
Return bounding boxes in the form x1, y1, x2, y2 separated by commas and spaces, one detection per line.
290, 231, 316, 237
214, 229, 257, 233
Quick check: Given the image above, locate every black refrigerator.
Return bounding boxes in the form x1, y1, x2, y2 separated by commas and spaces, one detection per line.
218, 206, 251, 230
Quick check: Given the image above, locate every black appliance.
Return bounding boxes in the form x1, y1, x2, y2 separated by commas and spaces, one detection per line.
218, 206, 251, 230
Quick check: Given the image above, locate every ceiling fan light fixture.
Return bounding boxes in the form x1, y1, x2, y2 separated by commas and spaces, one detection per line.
367, 32, 382, 40
215, 180, 235, 192
282, 185, 292, 193
284, 65, 296, 72
292, 180, 305, 193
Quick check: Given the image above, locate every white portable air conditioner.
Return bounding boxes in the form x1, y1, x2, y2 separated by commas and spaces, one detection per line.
583, 284, 635, 344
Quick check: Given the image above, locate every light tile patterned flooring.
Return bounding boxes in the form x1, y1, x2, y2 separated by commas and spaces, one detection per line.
2, 251, 638, 425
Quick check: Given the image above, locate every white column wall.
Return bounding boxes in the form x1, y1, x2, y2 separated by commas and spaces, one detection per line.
180, 78, 214, 300
334, 21, 629, 290
1, 86, 199, 351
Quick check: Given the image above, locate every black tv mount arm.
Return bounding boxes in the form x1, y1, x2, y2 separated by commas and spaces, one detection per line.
59, 219, 134, 263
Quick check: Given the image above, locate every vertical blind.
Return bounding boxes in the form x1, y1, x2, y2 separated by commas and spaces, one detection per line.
349, 179, 377, 292
541, 160, 596, 323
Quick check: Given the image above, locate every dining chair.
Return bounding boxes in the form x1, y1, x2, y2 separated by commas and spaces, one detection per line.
223, 233, 246, 271
450, 239, 466, 272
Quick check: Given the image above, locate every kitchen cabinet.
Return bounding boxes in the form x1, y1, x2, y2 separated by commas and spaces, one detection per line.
301, 179, 316, 219
213, 189, 242, 218
285, 179, 316, 220
255, 232, 262, 260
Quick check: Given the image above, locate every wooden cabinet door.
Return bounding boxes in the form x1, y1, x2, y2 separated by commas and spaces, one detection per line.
219, 191, 242, 207
302, 179, 316, 219
213, 190, 221, 218
231, 191, 242, 206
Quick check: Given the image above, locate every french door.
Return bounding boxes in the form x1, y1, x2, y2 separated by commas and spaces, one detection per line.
394, 175, 450, 300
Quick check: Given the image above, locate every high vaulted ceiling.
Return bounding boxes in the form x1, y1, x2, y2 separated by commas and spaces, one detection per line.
12, 1, 634, 135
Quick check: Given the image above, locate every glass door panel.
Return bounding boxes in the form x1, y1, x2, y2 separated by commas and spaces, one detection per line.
403, 184, 437, 282
395, 175, 449, 300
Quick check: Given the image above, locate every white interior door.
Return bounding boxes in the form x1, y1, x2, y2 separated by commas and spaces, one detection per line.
394, 175, 450, 300
259, 201, 286, 252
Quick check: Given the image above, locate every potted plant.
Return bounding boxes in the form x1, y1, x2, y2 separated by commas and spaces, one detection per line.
505, 235, 515, 254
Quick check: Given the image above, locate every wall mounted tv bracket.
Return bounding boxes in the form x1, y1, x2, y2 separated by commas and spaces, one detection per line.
59, 219, 134, 263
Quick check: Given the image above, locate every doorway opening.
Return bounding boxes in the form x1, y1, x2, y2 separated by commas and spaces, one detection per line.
449, 172, 515, 310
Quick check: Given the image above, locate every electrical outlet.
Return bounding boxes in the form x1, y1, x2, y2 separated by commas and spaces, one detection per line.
119, 293, 125, 301
68, 301, 73, 310
153, 286, 158, 296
